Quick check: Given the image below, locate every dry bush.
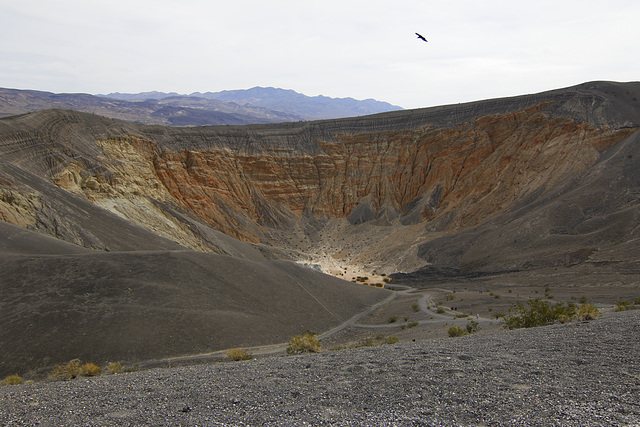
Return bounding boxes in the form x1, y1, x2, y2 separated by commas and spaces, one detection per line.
286, 331, 321, 355
49, 359, 82, 380
226, 348, 253, 361
80, 363, 101, 377
578, 303, 601, 320
615, 299, 637, 312
49, 359, 103, 380
105, 362, 122, 375
447, 325, 468, 337
465, 319, 481, 333
355, 335, 399, 348
502, 298, 577, 329
2, 374, 23, 386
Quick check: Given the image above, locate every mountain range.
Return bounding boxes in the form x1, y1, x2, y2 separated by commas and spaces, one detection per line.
1, 80, 639, 378
0, 86, 402, 126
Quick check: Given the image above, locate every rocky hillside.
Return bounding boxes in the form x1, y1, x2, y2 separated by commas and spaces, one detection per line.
3, 309, 639, 425
1, 80, 639, 377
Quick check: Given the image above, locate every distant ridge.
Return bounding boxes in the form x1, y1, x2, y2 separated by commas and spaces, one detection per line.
190, 86, 404, 120
0, 86, 402, 127
102, 86, 404, 120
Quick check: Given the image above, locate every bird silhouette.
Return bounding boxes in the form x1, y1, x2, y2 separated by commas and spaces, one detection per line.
415, 33, 428, 42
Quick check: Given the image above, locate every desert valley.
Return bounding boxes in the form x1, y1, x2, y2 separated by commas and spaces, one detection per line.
1, 81, 640, 425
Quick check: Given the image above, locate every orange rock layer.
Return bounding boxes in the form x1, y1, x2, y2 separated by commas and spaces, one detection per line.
112, 105, 635, 242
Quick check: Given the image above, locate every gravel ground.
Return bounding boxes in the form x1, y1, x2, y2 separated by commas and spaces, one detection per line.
1, 310, 639, 426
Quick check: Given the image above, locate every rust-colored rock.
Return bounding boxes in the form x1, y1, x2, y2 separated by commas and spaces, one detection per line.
143, 105, 635, 238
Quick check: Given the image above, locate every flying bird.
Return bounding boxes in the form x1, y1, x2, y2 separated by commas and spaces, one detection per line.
415, 33, 428, 42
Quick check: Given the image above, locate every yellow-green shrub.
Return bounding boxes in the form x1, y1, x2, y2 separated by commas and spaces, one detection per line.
578, 303, 601, 320
615, 299, 637, 312
226, 348, 253, 361
80, 363, 101, 377
447, 325, 468, 337
286, 331, 321, 355
355, 335, 399, 348
502, 299, 576, 329
2, 374, 23, 386
49, 359, 82, 380
49, 359, 102, 380
105, 362, 122, 375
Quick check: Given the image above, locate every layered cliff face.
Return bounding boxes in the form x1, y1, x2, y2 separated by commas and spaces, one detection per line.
82, 104, 634, 245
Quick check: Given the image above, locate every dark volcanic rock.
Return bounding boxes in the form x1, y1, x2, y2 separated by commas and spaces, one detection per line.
1, 310, 638, 426
415, 129, 640, 273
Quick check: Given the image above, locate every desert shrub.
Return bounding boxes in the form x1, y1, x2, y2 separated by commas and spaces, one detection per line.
615, 299, 637, 312
286, 331, 321, 355
105, 362, 122, 375
355, 335, 398, 348
465, 319, 480, 334
49, 365, 67, 380
49, 359, 82, 380
355, 337, 378, 348
436, 307, 445, 314
80, 363, 102, 377
2, 374, 23, 386
447, 326, 468, 337
577, 303, 601, 320
49, 360, 102, 379
412, 303, 420, 312
388, 316, 398, 323
407, 321, 419, 328
226, 348, 253, 361
502, 298, 577, 329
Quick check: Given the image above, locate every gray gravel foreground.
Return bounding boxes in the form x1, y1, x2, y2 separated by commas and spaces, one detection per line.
2, 311, 640, 426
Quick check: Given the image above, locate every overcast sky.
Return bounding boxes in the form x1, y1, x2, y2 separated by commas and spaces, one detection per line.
1, 0, 638, 109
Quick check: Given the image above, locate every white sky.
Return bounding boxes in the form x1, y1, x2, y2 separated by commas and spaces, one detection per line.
1, 0, 638, 109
